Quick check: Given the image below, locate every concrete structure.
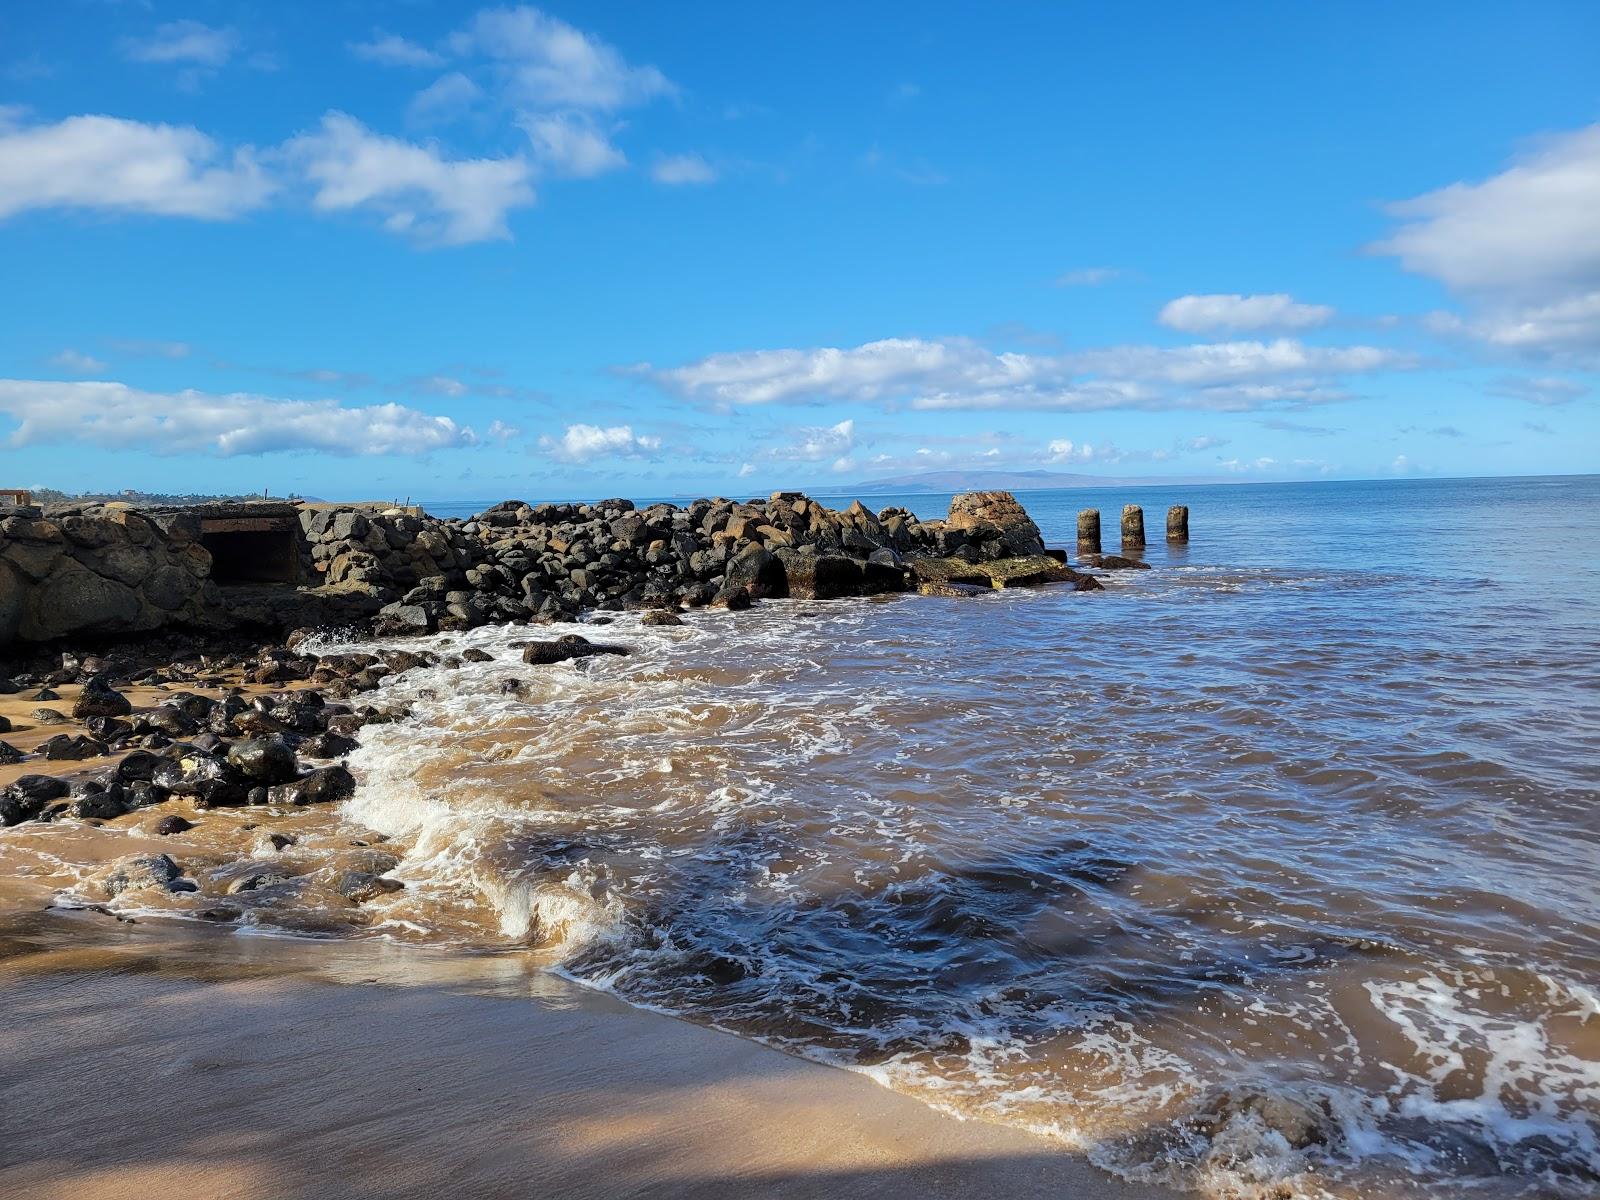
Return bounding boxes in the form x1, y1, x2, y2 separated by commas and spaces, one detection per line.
1120, 505, 1145, 550
1077, 509, 1101, 556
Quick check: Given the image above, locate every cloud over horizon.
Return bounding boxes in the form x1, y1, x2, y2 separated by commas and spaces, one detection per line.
0, 379, 478, 457
637, 336, 1413, 413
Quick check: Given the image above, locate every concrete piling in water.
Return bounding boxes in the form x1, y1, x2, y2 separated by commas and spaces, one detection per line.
1121, 504, 1145, 551
1077, 509, 1102, 556
1167, 504, 1189, 543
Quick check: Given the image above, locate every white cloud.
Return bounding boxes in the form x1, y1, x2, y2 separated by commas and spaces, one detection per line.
521, 112, 625, 177
487, 419, 522, 442
351, 33, 445, 69
286, 112, 534, 245
48, 349, 107, 375
449, 6, 673, 110
1185, 435, 1228, 451
1373, 123, 1600, 355
1425, 292, 1600, 354
1375, 124, 1600, 296
638, 335, 1410, 413
765, 418, 855, 462
539, 423, 662, 462
1488, 375, 1587, 406
0, 113, 272, 222
122, 21, 239, 68
409, 73, 484, 125
1054, 267, 1120, 287
737, 462, 755, 477
0, 380, 476, 456
1045, 438, 1123, 465
652, 153, 716, 185
1219, 456, 1282, 474
1158, 293, 1335, 333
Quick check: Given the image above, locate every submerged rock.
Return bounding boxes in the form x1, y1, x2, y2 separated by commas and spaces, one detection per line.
332, 870, 405, 903
521, 634, 629, 666
265, 764, 356, 806
92, 852, 182, 897
1079, 553, 1149, 570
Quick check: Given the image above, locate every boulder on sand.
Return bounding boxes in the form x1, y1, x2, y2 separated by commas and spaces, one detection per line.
72, 676, 132, 719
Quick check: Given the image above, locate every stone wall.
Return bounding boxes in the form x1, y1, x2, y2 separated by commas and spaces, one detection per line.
0, 505, 215, 644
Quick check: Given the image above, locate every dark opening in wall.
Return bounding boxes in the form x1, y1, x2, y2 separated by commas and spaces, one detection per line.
201, 520, 300, 585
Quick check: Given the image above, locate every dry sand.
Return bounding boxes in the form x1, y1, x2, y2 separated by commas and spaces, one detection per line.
0, 910, 1170, 1200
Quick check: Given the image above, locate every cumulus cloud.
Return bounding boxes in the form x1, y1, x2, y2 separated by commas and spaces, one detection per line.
285, 112, 534, 246
351, 32, 446, 68
449, 6, 673, 110
539, 423, 662, 462
637, 336, 1410, 413
48, 349, 107, 375
1159, 293, 1335, 333
763, 419, 855, 462
652, 153, 717, 185
121, 20, 239, 68
1488, 375, 1587, 406
1425, 293, 1600, 354
1045, 438, 1123, 465
487, 419, 522, 442
409, 73, 485, 125
1373, 123, 1600, 355
521, 112, 625, 177
0, 113, 272, 222
0, 380, 476, 456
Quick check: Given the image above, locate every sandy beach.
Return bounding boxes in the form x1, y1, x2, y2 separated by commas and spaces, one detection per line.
0, 910, 1164, 1200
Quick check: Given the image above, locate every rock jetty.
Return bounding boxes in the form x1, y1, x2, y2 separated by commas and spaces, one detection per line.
0, 490, 1101, 648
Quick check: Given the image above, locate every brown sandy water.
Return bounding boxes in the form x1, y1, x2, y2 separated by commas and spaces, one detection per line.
4, 476, 1598, 1198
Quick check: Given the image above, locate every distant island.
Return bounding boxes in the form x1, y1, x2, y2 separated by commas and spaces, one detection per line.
19, 488, 316, 507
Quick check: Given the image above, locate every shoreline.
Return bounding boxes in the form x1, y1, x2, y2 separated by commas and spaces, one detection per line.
0, 909, 1171, 1200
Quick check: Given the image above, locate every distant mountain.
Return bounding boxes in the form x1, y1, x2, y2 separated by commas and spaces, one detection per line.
845, 469, 1220, 494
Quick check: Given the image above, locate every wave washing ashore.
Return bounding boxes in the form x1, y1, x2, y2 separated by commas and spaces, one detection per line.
1, 476, 1597, 1199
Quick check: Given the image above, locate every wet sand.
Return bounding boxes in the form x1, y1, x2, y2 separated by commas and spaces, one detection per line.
0, 911, 1166, 1200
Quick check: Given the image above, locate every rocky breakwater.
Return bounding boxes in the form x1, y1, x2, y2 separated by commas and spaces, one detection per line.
0, 491, 1103, 649
0, 503, 215, 644
374, 489, 1099, 635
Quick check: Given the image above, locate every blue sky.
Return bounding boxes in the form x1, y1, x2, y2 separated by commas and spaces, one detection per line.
0, 1, 1596, 501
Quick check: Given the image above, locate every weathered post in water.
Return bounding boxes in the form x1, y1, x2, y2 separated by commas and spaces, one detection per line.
1077, 509, 1101, 556
1167, 504, 1189, 543
1121, 504, 1145, 551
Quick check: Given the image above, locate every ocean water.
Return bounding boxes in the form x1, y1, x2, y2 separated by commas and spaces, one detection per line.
38, 477, 1600, 1197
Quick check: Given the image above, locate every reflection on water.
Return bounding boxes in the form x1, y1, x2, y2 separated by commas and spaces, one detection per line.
11, 476, 1600, 1198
